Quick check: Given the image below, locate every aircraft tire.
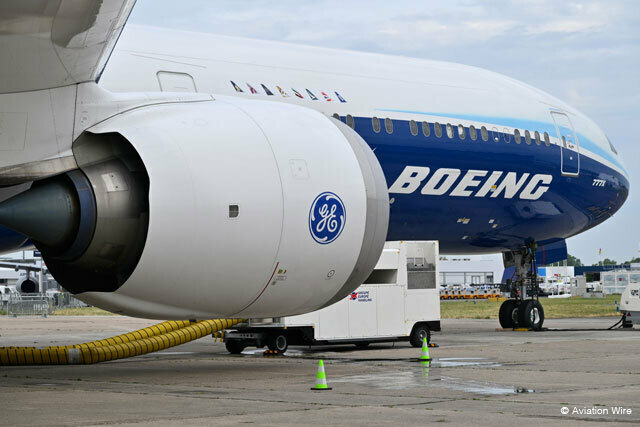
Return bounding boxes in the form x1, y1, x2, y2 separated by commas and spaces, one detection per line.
520, 300, 545, 331
499, 299, 518, 328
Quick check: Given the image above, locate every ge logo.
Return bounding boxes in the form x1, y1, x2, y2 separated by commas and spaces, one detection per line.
309, 192, 345, 244
561, 407, 569, 415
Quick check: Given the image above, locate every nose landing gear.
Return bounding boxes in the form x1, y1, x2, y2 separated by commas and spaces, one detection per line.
499, 244, 545, 331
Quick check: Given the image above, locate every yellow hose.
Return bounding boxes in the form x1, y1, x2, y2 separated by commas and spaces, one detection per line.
0, 318, 243, 366
62, 320, 193, 349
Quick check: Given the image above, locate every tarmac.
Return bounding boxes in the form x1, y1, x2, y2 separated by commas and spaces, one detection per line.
1, 315, 638, 426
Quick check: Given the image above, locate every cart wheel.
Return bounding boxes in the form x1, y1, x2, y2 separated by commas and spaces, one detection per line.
267, 334, 288, 353
225, 340, 246, 354
355, 342, 370, 348
410, 324, 430, 348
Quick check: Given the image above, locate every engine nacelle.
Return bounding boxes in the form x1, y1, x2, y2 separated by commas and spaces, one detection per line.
16, 275, 37, 293
1, 97, 389, 319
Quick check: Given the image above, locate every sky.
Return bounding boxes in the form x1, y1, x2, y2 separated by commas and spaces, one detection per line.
129, 0, 640, 265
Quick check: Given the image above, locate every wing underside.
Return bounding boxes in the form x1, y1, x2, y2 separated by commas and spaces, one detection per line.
0, 0, 137, 94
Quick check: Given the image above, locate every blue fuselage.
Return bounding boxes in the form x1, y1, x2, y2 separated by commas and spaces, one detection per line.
344, 115, 628, 254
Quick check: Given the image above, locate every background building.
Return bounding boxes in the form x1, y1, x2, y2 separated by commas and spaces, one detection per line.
439, 255, 504, 287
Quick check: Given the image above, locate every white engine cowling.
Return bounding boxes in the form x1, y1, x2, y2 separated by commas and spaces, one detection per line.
54, 97, 390, 318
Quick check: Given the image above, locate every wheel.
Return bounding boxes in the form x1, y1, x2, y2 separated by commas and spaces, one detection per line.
355, 342, 370, 348
498, 299, 520, 328
267, 333, 288, 353
410, 324, 431, 348
519, 300, 545, 331
225, 340, 246, 354
622, 314, 633, 328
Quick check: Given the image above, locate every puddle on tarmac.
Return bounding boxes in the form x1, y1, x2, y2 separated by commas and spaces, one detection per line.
436, 376, 530, 395
239, 348, 305, 356
331, 371, 431, 390
332, 366, 533, 395
430, 357, 502, 368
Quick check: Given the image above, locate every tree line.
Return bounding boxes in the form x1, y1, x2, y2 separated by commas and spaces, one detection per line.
544, 255, 640, 267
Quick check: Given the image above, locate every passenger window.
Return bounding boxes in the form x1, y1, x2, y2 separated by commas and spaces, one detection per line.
410, 120, 418, 136
544, 131, 550, 146
446, 123, 454, 139
385, 118, 393, 134
492, 127, 500, 143
434, 122, 442, 138
372, 117, 381, 133
534, 131, 541, 146
346, 114, 354, 129
469, 125, 477, 141
503, 127, 511, 143
480, 126, 488, 141
332, 113, 340, 120
422, 121, 430, 137
458, 125, 466, 140
525, 130, 532, 145
514, 129, 521, 144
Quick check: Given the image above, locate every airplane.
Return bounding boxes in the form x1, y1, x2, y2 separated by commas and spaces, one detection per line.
0, 1, 628, 331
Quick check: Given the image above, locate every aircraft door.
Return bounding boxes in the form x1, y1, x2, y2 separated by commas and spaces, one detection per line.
550, 111, 579, 176
157, 71, 197, 93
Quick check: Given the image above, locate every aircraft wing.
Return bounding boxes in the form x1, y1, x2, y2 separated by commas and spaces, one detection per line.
0, 0, 137, 94
0, 261, 43, 272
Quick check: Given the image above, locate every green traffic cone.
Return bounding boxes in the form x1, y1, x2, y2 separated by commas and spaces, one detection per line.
311, 359, 332, 390
420, 337, 431, 363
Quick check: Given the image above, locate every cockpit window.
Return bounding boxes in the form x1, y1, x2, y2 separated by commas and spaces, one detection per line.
607, 137, 618, 155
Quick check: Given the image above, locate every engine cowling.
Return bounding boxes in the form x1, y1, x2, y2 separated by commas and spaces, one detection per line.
16, 276, 37, 293
0, 97, 389, 319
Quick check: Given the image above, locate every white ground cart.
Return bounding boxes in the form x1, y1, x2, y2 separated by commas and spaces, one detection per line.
224, 241, 441, 354
621, 282, 640, 327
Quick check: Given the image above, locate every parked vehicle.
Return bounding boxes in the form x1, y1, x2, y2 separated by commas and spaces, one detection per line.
224, 241, 441, 353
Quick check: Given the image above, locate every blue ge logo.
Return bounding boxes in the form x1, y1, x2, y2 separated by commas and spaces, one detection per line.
309, 192, 346, 244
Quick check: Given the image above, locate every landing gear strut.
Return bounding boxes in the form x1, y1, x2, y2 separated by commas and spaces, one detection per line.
499, 244, 545, 331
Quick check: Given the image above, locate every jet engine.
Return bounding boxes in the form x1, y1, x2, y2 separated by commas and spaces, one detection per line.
16, 274, 37, 293
0, 98, 389, 319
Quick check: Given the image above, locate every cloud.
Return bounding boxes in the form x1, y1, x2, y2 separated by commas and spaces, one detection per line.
524, 20, 604, 35
376, 19, 519, 47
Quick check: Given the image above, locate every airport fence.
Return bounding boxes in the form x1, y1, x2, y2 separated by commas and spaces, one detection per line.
5, 294, 53, 317
52, 292, 88, 309
3, 292, 88, 317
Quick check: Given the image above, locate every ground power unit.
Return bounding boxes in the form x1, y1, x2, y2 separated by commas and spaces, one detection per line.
621, 282, 640, 327
223, 241, 441, 354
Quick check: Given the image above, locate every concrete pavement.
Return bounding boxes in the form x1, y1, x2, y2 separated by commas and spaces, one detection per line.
0, 316, 638, 426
